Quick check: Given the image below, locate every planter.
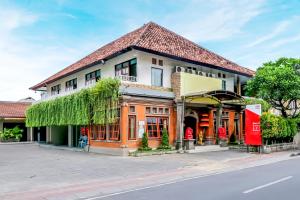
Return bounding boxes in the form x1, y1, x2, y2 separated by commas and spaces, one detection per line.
0, 138, 20, 143
184, 139, 195, 150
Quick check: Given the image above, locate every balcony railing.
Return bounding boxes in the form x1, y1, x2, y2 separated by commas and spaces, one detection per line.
116, 75, 137, 82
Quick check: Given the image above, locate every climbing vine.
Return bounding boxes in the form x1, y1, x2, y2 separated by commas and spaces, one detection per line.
26, 78, 120, 127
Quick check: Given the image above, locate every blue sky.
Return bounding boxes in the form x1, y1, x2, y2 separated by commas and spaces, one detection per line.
0, 0, 299, 100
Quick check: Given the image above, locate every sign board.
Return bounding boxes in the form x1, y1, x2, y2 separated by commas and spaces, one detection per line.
245, 104, 262, 145
138, 121, 145, 138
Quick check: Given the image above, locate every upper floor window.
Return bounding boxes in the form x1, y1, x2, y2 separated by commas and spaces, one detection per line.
151, 67, 163, 87
158, 59, 163, 66
222, 80, 226, 90
85, 70, 101, 85
51, 84, 61, 96
65, 78, 77, 91
115, 58, 137, 79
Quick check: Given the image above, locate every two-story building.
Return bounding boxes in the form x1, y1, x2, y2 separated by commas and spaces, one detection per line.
29, 22, 254, 155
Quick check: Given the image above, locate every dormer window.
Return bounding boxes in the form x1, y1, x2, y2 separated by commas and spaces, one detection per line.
51, 84, 61, 96
85, 70, 101, 85
65, 78, 77, 91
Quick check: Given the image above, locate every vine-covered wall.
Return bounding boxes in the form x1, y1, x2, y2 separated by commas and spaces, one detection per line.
26, 78, 120, 127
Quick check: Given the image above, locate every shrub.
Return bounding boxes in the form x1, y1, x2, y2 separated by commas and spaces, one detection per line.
261, 112, 299, 144
0, 126, 23, 141
158, 129, 171, 150
138, 133, 151, 151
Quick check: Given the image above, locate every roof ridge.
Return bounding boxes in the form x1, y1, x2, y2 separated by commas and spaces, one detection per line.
133, 22, 153, 46
140, 22, 254, 73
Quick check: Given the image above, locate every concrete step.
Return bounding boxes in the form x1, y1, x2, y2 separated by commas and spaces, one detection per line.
185, 145, 229, 153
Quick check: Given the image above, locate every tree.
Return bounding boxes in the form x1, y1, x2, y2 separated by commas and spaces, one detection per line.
158, 129, 171, 150
138, 133, 151, 151
246, 58, 300, 118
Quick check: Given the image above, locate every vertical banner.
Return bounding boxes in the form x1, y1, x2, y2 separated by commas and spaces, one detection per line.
245, 104, 262, 145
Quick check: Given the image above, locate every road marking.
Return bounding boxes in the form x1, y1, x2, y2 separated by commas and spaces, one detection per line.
83, 171, 227, 200
243, 176, 293, 194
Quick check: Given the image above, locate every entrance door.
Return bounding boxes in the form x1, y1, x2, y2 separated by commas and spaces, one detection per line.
184, 116, 197, 140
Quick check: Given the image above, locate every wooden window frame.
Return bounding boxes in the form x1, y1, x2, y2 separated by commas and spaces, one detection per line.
128, 115, 136, 140
146, 116, 169, 139
109, 119, 120, 141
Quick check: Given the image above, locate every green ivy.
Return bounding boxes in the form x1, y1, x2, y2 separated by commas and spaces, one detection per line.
26, 78, 120, 127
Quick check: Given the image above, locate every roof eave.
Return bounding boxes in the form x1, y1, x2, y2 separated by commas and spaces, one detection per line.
132, 46, 254, 77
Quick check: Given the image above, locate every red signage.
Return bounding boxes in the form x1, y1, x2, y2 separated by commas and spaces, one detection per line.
245, 104, 262, 145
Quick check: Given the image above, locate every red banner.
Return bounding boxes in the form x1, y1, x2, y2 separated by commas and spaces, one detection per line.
245, 104, 262, 145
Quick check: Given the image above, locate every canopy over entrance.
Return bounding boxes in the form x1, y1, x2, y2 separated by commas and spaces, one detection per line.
183, 90, 245, 106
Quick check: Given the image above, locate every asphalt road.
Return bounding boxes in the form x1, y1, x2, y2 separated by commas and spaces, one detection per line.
87, 156, 300, 200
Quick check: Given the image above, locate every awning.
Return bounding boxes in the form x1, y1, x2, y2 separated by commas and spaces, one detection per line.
183, 90, 245, 106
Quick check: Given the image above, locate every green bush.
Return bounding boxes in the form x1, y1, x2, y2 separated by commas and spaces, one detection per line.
0, 126, 23, 141
157, 129, 171, 150
138, 133, 151, 151
261, 112, 298, 144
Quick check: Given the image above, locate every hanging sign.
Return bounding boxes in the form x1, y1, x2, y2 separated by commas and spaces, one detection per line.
245, 104, 262, 145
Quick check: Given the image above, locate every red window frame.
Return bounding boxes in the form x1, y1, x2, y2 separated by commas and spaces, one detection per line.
146, 117, 169, 138
97, 125, 106, 140
128, 115, 136, 140
109, 119, 120, 141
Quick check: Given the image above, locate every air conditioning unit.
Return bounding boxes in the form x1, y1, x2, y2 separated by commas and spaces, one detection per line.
211, 73, 216, 78
175, 66, 186, 73
207, 73, 213, 77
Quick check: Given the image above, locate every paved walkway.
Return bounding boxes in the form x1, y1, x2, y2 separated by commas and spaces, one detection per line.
0, 144, 297, 200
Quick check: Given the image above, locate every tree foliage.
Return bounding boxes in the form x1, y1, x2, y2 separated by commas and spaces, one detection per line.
244, 97, 271, 112
0, 126, 23, 141
26, 78, 120, 127
246, 58, 300, 118
158, 129, 171, 150
261, 112, 298, 144
138, 132, 151, 151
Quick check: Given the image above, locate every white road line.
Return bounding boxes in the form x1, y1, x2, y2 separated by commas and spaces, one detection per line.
82, 171, 227, 200
243, 176, 293, 194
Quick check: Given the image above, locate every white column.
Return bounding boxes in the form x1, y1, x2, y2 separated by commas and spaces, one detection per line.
176, 102, 184, 150
46, 126, 51, 143
0, 120, 3, 133
27, 127, 33, 141
68, 125, 73, 147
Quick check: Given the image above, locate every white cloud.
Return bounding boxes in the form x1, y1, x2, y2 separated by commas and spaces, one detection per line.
0, 6, 97, 101
245, 16, 300, 48
271, 33, 300, 48
245, 20, 290, 48
164, 0, 266, 42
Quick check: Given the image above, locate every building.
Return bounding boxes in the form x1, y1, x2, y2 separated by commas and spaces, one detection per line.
0, 99, 35, 141
29, 22, 254, 155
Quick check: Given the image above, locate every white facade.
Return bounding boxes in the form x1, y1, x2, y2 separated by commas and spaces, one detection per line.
38, 49, 248, 101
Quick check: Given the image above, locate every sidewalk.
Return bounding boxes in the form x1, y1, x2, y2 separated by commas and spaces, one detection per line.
0, 144, 298, 200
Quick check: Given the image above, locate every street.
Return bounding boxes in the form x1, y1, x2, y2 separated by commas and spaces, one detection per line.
0, 144, 299, 200
87, 156, 300, 200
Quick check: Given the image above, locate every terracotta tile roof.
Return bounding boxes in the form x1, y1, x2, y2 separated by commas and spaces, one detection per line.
31, 22, 254, 90
0, 101, 31, 119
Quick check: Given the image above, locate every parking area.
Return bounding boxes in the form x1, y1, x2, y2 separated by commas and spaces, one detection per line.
0, 144, 253, 199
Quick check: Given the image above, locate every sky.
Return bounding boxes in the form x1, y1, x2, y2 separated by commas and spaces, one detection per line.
0, 0, 299, 101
